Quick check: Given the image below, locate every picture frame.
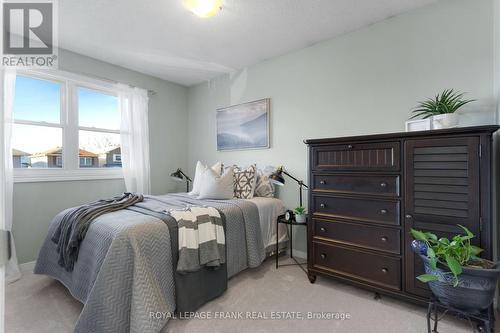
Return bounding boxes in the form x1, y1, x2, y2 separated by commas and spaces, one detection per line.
216, 98, 270, 151
405, 118, 431, 132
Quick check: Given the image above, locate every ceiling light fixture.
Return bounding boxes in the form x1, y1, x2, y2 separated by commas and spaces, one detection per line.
183, 0, 222, 18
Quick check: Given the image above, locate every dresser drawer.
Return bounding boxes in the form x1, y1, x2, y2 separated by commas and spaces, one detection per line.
312, 195, 400, 225
312, 174, 400, 197
311, 142, 400, 171
314, 219, 400, 254
313, 242, 401, 290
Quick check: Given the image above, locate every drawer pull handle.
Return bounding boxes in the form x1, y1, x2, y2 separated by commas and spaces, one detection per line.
380, 209, 388, 215
380, 182, 387, 188
381, 268, 388, 274
319, 180, 326, 185
320, 227, 327, 233
320, 203, 326, 208
381, 236, 388, 242
320, 253, 327, 259
347, 145, 353, 149
405, 214, 413, 219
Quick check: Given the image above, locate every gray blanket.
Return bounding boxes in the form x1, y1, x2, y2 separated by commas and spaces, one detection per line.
34, 193, 265, 333
51, 192, 144, 271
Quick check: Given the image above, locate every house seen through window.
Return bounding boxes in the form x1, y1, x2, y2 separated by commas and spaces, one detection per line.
12, 74, 122, 171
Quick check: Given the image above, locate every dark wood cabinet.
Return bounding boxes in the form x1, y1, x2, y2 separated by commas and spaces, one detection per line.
305, 125, 498, 304
404, 136, 481, 298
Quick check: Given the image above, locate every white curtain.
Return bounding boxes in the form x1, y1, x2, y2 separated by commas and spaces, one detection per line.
118, 85, 151, 194
1, 70, 21, 283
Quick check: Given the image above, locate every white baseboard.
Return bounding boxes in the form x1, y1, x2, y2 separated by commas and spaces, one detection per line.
19, 261, 36, 274
291, 249, 307, 260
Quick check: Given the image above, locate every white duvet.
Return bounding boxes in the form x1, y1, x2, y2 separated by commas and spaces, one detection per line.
247, 197, 288, 251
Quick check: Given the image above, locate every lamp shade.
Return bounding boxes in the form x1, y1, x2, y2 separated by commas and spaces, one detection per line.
269, 168, 285, 186
170, 169, 185, 182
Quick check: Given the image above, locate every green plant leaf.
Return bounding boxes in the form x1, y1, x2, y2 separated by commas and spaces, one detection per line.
438, 238, 450, 245
470, 245, 483, 256
416, 274, 439, 283
294, 207, 305, 214
457, 224, 474, 239
410, 89, 475, 119
445, 255, 462, 277
429, 257, 437, 270
427, 246, 436, 258
410, 229, 428, 241
425, 232, 438, 242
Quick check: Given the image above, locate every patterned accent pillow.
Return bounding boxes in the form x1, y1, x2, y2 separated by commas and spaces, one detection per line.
254, 168, 275, 198
233, 164, 257, 199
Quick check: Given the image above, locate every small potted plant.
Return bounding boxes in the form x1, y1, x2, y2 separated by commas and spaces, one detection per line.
410, 89, 475, 129
410, 225, 500, 312
294, 207, 306, 223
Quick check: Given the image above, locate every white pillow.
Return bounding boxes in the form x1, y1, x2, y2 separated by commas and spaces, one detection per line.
198, 166, 234, 200
190, 161, 222, 195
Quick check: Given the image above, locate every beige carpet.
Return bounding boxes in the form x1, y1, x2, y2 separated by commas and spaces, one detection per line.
6, 258, 497, 333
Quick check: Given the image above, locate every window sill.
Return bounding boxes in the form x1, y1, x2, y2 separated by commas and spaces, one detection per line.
13, 169, 124, 183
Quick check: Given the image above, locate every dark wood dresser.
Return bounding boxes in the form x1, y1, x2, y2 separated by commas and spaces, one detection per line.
304, 125, 499, 303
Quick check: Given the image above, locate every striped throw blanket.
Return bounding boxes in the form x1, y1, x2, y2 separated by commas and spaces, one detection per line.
169, 206, 226, 273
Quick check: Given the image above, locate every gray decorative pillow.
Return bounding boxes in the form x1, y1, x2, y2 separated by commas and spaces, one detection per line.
254, 166, 275, 198
233, 164, 257, 199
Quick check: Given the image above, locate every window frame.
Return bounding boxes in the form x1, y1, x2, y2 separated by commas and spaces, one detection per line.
13, 69, 124, 183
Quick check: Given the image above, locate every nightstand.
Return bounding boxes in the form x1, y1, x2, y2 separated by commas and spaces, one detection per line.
275, 214, 307, 274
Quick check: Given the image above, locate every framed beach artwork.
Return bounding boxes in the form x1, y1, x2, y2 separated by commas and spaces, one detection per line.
216, 98, 270, 151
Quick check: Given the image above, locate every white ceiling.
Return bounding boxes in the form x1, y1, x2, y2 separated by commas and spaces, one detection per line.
59, 0, 438, 86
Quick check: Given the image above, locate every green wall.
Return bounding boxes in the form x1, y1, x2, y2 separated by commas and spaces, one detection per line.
13, 49, 189, 263
14, 0, 498, 263
186, 0, 496, 256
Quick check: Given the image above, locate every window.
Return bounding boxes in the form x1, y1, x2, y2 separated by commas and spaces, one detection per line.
12, 70, 123, 182
78, 88, 121, 169
79, 157, 94, 167
12, 76, 63, 168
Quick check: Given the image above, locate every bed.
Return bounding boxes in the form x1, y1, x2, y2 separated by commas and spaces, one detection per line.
34, 192, 286, 333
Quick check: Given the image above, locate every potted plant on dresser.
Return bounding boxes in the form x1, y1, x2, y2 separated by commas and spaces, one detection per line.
410, 225, 500, 313
410, 89, 475, 129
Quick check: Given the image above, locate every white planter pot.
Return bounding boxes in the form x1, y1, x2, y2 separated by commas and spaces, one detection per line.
431, 113, 459, 129
295, 214, 306, 223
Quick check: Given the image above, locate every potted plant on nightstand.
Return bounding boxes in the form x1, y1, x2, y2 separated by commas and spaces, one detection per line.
294, 206, 306, 223
410, 89, 475, 129
410, 225, 500, 313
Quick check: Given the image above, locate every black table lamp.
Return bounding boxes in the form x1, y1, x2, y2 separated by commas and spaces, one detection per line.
269, 166, 308, 207
170, 168, 192, 192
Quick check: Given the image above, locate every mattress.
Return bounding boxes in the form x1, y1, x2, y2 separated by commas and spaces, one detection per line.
247, 197, 287, 252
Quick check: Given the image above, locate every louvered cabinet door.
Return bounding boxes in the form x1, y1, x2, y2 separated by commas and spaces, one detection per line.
403, 137, 480, 297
